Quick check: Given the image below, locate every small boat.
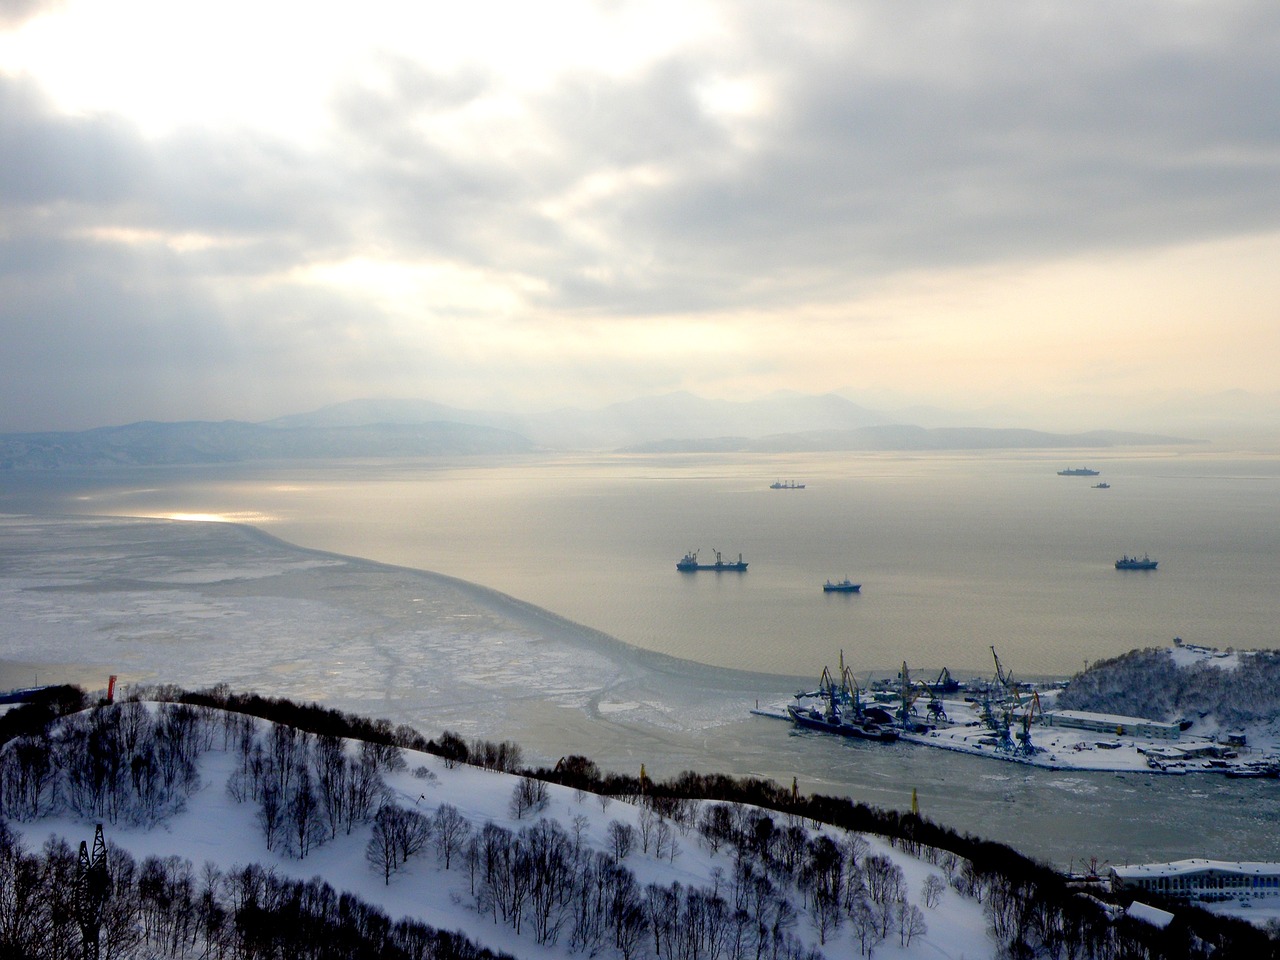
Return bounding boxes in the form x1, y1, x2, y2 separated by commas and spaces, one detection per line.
1092, 482, 1110, 489
823, 578, 861, 593
770, 480, 806, 489
676, 549, 748, 572
1115, 554, 1158, 570
787, 704, 899, 742
1058, 467, 1100, 476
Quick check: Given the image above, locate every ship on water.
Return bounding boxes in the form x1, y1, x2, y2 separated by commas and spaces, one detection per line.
676, 549, 748, 572
1116, 553, 1158, 570
1058, 467, 1100, 476
769, 480, 805, 489
823, 578, 861, 593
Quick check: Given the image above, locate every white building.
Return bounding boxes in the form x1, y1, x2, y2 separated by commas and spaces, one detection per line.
1041, 709, 1181, 740
1112, 860, 1280, 901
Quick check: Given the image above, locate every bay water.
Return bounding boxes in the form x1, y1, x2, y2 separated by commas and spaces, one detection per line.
9, 449, 1279, 679
4, 448, 1280, 868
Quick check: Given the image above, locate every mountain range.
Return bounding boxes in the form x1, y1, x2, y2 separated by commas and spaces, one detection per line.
0, 392, 1196, 469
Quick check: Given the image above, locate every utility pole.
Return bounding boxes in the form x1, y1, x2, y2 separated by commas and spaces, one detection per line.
76, 824, 109, 960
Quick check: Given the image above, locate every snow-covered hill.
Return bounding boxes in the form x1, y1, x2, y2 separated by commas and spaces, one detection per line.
3, 698, 1001, 959
1057, 642, 1280, 747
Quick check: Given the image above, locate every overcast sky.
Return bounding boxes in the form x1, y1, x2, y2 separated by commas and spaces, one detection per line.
2, 0, 1278, 432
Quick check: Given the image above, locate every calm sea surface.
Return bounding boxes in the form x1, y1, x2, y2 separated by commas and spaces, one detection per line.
8, 449, 1279, 679
5, 449, 1280, 868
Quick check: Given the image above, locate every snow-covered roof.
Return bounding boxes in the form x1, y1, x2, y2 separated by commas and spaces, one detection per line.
1114, 859, 1280, 879
1169, 644, 1243, 671
1045, 709, 1178, 729
1125, 902, 1175, 928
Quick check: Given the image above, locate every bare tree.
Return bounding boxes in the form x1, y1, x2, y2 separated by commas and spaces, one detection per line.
864, 854, 904, 906
1, 736, 55, 820
367, 807, 399, 884
896, 901, 927, 946
922, 873, 946, 909
850, 898, 884, 957
287, 765, 322, 858
698, 803, 736, 854
509, 777, 549, 819
607, 820, 634, 861
433, 803, 470, 869
258, 783, 284, 851
637, 808, 657, 853
314, 733, 348, 840
654, 818, 673, 861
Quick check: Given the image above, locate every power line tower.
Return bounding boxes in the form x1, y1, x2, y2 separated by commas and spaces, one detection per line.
76, 824, 109, 960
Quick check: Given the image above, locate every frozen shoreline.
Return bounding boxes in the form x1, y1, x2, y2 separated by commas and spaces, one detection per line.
9, 512, 1280, 872
0, 513, 794, 772
6, 513, 1271, 780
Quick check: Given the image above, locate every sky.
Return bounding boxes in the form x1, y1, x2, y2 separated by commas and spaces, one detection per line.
1, 0, 1279, 433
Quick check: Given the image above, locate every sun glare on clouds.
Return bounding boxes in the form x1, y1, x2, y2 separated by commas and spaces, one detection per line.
1, 0, 719, 140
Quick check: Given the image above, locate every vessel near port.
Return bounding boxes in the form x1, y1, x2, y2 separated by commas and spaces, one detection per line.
769, 480, 805, 489
786, 703, 899, 742
1116, 553, 1158, 570
676, 549, 748, 572
823, 578, 861, 593
785, 656, 901, 743
1058, 467, 1100, 476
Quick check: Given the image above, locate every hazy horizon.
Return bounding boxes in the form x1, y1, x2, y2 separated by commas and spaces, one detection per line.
3, 2, 1279, 436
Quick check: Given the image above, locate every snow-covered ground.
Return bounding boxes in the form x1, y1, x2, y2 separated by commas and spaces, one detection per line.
9, 706, 1000, 960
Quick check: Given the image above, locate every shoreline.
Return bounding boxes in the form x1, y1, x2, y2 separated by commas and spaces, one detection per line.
757, 678, 1277, 779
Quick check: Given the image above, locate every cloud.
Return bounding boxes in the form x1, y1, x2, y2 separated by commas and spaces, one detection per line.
1, 1, 1279, 429
0, 0, 62, 29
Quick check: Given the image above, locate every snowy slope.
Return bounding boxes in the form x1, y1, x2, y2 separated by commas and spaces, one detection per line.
8, 704, 998, 960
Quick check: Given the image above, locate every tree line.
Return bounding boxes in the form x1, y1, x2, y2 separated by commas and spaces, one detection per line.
2, 683, 1276, 959
0, 820, 513, 960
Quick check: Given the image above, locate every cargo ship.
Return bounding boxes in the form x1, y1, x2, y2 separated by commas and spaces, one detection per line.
787, 703, 899, 742
676, 549, 748, 572
1058, 467, 1100, 476
823, 578, 861, 593
1116, 554, 1158, 570
769, 480, 806, 489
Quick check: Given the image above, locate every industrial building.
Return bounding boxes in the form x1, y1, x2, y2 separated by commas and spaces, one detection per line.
1040, 709, 1181, 740
1112, 860, 1280, 901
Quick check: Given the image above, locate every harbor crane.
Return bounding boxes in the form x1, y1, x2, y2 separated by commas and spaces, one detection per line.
991, 645, 1016, 697
923, 671, 950, 722
1014, 691, 1043, 756
840, 663, 866, 719
897, 661, 944, 732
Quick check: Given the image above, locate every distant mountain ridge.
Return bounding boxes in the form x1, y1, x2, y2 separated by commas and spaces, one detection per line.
0, 392, 1196, 468
0, 419, 537, 469
624, 424, 1193, 454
